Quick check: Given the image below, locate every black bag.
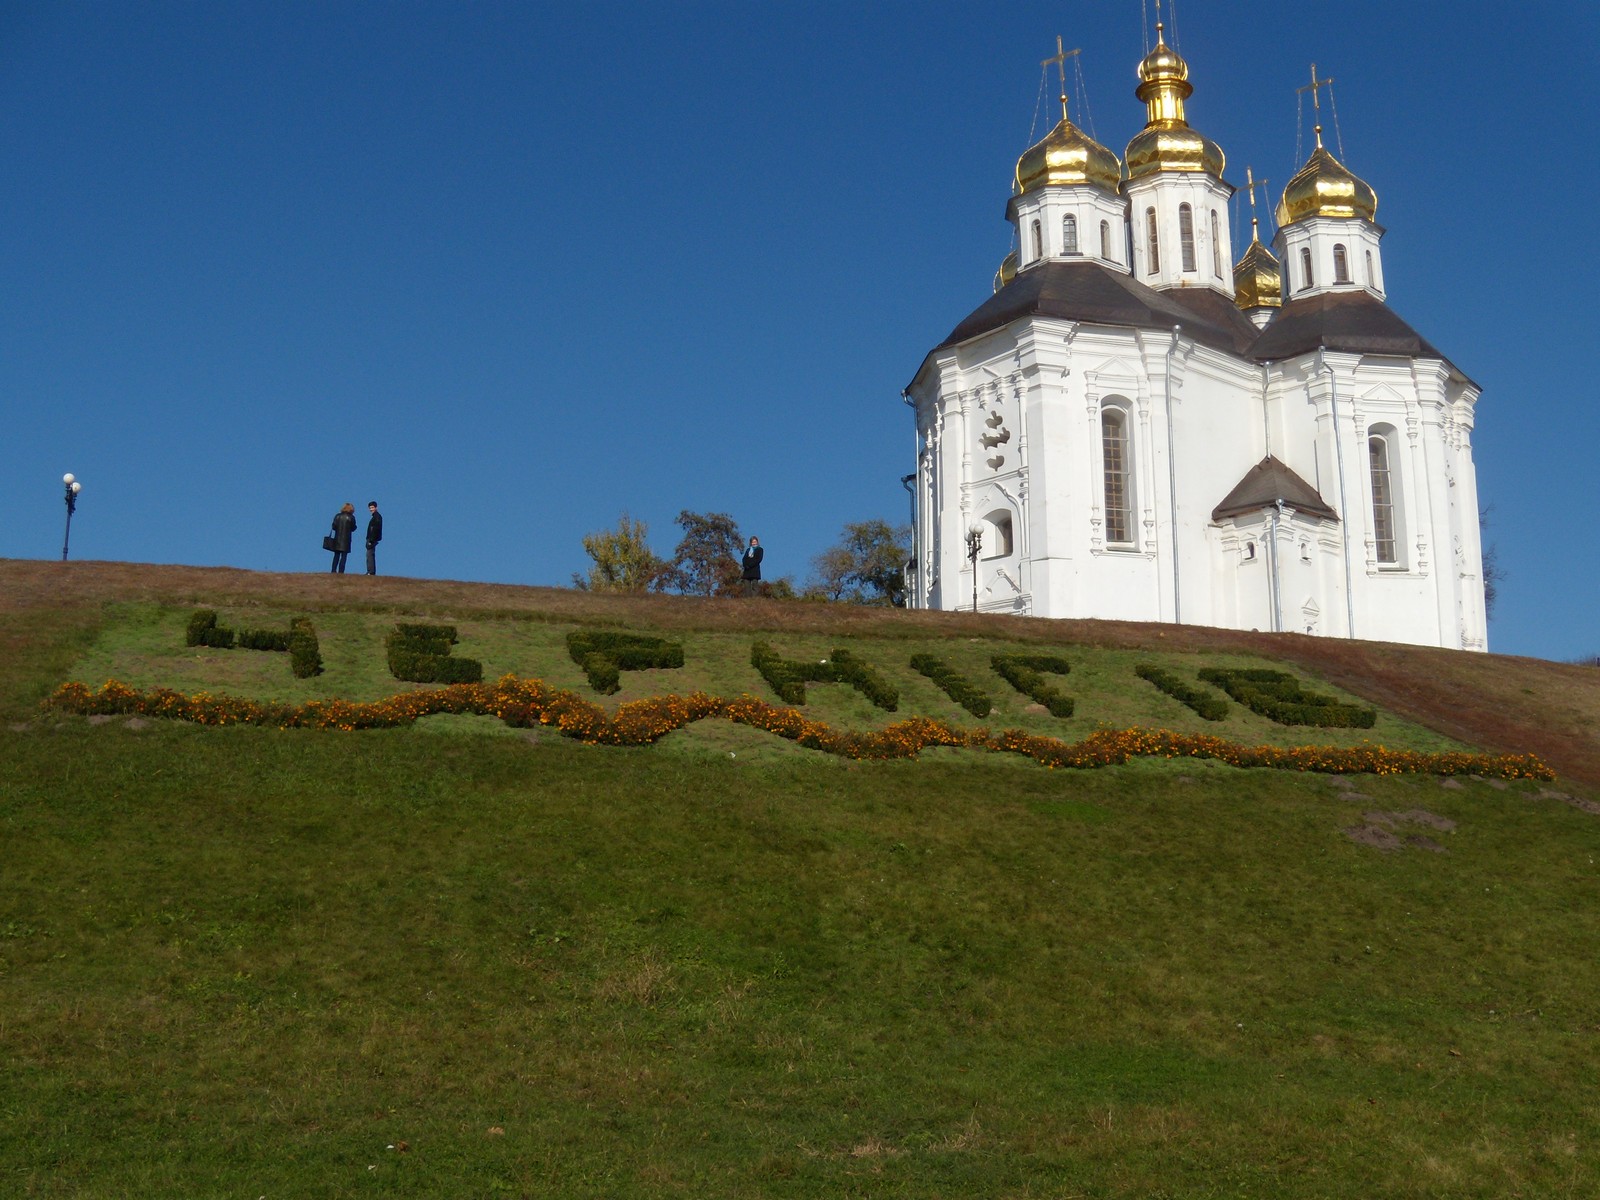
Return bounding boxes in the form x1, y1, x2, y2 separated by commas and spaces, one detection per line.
323, 536, 339, 553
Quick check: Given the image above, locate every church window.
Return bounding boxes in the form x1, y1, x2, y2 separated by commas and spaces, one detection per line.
980, 511, 1014, 559
1031, 219, 1043, 262
1210, 209, 1222, 277
1299, 247, 1314, 290
1145, 208, 1160, 274
1333, 243, 1350, 284
1369, 432, 1398, 565
1101, 409, 1133, 545
1063, 214, 1079, 255
1365, 250, 1374, 286
1179, 204, 1196, 271
1100, 219, 1112, 260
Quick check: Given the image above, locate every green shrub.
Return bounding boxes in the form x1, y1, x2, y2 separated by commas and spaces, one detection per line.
1198, 667, 1375, 728
566, 631, 684, 695
910, 653, 992, 718
992, 654, 1074, 718
387, 623, 482, 684
184, 610, 234, 650
750, 641, 832, 705
288, 617, 323, 678
829, 649, 897, 712
750, 642, 896, 711
1136, 663, 1229, 721
236, 628, 291, 652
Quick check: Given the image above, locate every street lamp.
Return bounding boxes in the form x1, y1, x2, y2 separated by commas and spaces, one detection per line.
61, 473, 83, 561
965, 523, 983, 613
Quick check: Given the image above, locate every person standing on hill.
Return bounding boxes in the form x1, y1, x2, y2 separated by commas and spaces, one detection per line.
740, 536, 763, 596
330, 503, 357, 574
365, 501, 383, 576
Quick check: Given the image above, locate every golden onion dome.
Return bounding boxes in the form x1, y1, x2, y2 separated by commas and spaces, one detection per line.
1277, 131, 1378, 225
1125, 23, 1224, 180
1015, 115, 1122, 195
1233, 234, 1282, 310
994, 249, 1018, 293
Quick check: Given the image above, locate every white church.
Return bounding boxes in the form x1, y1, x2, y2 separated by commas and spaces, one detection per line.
905, 26, 1488, 651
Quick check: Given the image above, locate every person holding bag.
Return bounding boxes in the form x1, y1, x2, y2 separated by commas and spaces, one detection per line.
328, 503, 357, 574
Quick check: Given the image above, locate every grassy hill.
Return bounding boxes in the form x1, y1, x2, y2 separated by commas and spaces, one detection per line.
4, 559, 1600, 1197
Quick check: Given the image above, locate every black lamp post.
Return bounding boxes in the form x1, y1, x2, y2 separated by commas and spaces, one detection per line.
965, 524, 982, 613
61, 473, 82, 561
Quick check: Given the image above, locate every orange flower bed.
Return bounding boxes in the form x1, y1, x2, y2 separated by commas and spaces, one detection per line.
43, 676, 1555, 781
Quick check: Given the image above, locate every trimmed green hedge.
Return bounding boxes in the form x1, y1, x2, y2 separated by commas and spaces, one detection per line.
1136, 663, 1229, 721
992, 654, 1074, 718
186, 609, 311, 672
566, 630, 684, 695
287, 617, 323, 678
386, 623, 482, 684
1197, 667, 1375, 728
750, 642, 897, 711
185, 610, 235, 650
910, 653, 992, 718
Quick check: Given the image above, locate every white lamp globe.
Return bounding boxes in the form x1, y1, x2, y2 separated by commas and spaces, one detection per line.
71, 481, 82, 494
63, 473, 75, 485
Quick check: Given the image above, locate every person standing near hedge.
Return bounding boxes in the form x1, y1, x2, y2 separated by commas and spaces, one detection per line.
740, 536, 763, 596
365, 500, 383, 575
329, 503, 357, 574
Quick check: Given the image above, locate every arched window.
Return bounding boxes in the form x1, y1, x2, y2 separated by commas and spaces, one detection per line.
1333, 243, 1350, 284
1179, 204, 1196, 272
1100, 220, 1112, 260
980, 511, 1014, 559
1101, 408, 1132, 545
1365, 250, 1374, 286
1031, 219, 1043, 262
1369, 431, 1398, 565
1062, 213, 1079, 256
1210, 209, 1222, 277
1299, 247, 1314, 290
1145, 208, 1160, 274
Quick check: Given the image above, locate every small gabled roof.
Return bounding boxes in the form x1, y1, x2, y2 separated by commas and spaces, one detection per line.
1212, 455, 1339, 523
1249, 289, 1475, 386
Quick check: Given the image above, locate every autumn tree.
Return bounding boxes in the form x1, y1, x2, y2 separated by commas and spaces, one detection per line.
572, 512, 667, 593
805, 519, 911, 605
664, 510, 745, 596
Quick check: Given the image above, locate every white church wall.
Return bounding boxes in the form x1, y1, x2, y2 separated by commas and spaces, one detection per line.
1125, 174, 1235, 296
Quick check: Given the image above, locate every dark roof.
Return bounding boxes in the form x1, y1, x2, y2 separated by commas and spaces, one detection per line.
913, 263, 1474, 392
1212, 456, 1339, 523
1248, 289, 1472, 383
936, 260, 1255, 357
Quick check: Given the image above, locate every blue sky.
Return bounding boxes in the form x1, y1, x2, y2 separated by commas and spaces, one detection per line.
2, 1, 1592, 661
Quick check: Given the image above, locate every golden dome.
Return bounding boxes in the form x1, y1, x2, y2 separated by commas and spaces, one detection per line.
1233, 235, 1282, 310
1277, 133, 1377, 225
1125, 23, 1224, 180
1015, 116, 1122, 195
994, 250, 1018, 293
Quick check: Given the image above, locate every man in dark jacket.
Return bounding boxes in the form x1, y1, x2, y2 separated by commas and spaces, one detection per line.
365, 501, 383, 576
740, 536, 763, 596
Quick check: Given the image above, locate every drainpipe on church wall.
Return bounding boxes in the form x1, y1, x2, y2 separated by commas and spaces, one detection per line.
1269, 499, 1285, 634
1164, 326, 1183, 625
1318, 350, 1358, 640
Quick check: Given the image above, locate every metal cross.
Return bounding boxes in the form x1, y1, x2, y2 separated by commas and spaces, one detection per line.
1297, 63, 1334, 117
1041, 35, 1080, 120
1244, 166, 1270, 235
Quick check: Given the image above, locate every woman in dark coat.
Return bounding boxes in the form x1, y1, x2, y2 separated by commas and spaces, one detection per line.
330, 503, 357, 574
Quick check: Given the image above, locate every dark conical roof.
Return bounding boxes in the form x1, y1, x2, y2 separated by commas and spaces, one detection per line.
1212, 456, 1338, 523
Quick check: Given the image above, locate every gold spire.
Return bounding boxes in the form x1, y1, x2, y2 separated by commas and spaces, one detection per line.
994, 249, 1019, 293
1234, 166, 1281, 310
1277, 65, 1377, 225
1015, 37, 1120, 195
1125, 22, 1224, 180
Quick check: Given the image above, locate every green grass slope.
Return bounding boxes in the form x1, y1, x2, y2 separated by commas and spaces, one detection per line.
4, 560, 1600, 1198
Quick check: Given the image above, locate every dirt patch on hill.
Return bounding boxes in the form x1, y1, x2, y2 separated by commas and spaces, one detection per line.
1345, 809, 1456, 853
